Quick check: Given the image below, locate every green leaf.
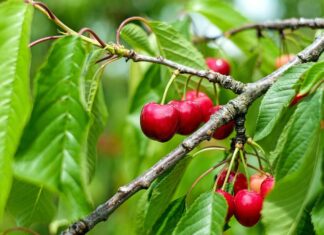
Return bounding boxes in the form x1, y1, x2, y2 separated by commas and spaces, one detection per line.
120, 23, 155, 55
6, 178, 56, 226
262, 107, 322, 235
188, 0, 254, 54
0, 0, 33, 218
299, 61, 324, 95
149, 21, 206, 69
173, 192, 227, 235
312, 191, 324, 235
14, 36, 91, 220
138, 157, 191, 233
150, 197, 186, 235
82, 49, 108, 181
254, 63, 313, 141
274, 90, 323, 180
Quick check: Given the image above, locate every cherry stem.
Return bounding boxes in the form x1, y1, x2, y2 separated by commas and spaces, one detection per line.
239, 150, 250, 190
212, 165, 227, 192
309, 79, 324, 94
213, 83, 219, 105
183, 75, 192, 100
249, 144, 263, 170
78, 28, 107, 48
247, 163, 268, 175
247, 138, 265, 155
196, 77, 203, 97
221, 147, 239, 191
186, 159, 229, 206
192, 146, 227, 158
29, 35, 62, 47
116, 16, 151, 45
161, 70, 179, 105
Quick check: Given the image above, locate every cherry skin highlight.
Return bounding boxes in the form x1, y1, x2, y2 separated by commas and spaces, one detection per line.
261, 177, 275, 198
216, 189, 235, 221
250, 173, 267, 193
216, 170, 247, 195
234, 190, 263, 227
168, 100, 202, 135
184, 90, 213, 122
206, 58, 231, 75
140, 102, 179, 142
275, 54, 295, 68
207, 105, 235, 139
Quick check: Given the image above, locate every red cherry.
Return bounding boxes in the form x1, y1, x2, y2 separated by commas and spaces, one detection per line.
275, 54, 295, 68
206, 58, 231, 75
168, 100, 202, 135
216, 170, 247, 194
140, 102, 178, 142
207, 106, 235, 139
185, 90, 213, 122
234, 190, 263, 227
260, 177, 275, 198
250, 173, 267, 193
290, 93, 308, 106
216, 189, 235, 221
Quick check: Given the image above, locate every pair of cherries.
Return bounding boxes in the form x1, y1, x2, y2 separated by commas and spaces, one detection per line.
215, 171, 275, 227
140, 91, 234, 142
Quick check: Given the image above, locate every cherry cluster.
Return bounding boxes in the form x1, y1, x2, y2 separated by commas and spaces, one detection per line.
215, 170, 275, 227
140, 58, 233, 142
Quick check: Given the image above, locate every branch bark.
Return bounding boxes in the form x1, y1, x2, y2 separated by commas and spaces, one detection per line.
62, 34, 324, 235
193, 18, 324, 42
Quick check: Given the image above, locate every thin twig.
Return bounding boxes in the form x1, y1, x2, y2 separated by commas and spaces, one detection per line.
29, 35, 62, 47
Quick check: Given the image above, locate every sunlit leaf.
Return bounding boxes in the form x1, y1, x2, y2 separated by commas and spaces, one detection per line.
173, 192, 227, 235
0, 0, 33, 218
14, 36, 91, 220
254, 63, 313, 141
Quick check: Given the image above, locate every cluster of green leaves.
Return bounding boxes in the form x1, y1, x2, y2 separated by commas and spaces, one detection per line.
0, 0, 108, 232
255, 62, 323, 235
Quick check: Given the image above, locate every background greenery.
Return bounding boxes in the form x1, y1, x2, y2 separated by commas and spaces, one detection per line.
0, 0, 323, 234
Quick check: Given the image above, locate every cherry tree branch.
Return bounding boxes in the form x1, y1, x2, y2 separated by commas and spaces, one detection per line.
62, 34, 324, 235
194, 18, 324, 42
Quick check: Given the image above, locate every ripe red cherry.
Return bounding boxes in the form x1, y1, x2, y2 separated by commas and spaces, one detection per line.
275, 54, 295, 68
140, 102, 178, 142
168, 100, 202, 135
290, 93, 308, 106
250, 173, 267, 193
234, 190, 263, 227
261, 177, 275, 198
216, 189, 235, 221
184, 90, 213, 122
206, 58, 231, 75
207, 105, 235, 139
216, 170, 247, 195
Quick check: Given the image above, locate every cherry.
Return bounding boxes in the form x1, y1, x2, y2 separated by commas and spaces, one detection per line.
260, 177, 275, 198
234, 190, 263, 227
275, 54, 295, 68
140, 102, 179, 142
216, 189, 235, 221
290, 93, 308, 106
207, 105, 235, 139
216, 170, 247, 194
206, 58, 231, 75
184, 90, 213, 122
168, 100, 202, 135
250, 173, 267, 193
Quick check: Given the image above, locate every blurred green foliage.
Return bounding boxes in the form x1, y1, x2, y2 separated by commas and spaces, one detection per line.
1, 0, 323, 234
